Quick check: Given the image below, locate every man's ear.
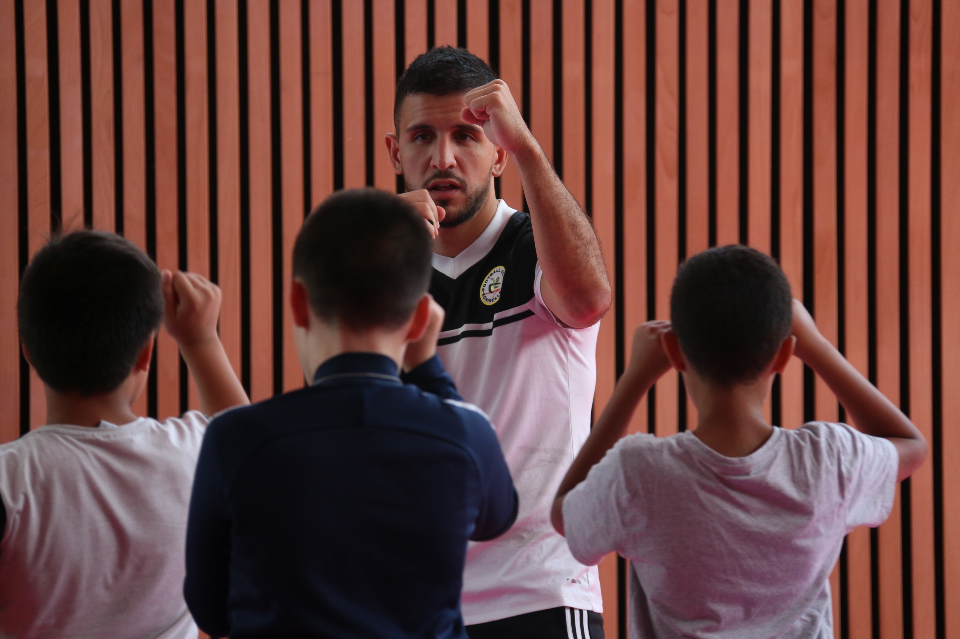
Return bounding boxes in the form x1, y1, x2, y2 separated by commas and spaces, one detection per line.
771, 335, 796, 374
290, 280, 312, 329
491, 145, 509, 178
404, 294, 432, 343
385, 132, 403, 175
661, 331, 687, 372
133, 335, 155, 373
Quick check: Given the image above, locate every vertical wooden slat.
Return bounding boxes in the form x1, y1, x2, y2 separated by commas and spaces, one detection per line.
622, 0, 647, 437
812, 2, 840, 630
561, 0, 585, 206
843, 0, 873, 636
591, 0, 618, 632
496, 0, 523, 207
715, 0, 739, 246
215, 0, 242, 390
433, 0, 457, 48
654, 0, 679, 439
153, 0, 179, 419
942, 0, 960, 633
778, 0, 805, 431
57, 0, 84, 226
310, 0, 334, 207
279, 0, 304, 391
89, 0, 114, 232
25, 0, 50, 428
184, 0, 208, 410
120, 0, 148, 419
247, 0, 273, 402
907, 1, 935, 635
528, 1, 552, 164
465, 0, 488, 63
372, 0, 397, 192
341, 0, 365, 188
875, 1, 904, 634
405, 0, 427, 65
0, 0, 19, 442
747, 0, 771, 254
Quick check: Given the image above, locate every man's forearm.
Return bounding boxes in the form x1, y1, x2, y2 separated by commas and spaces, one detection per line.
511, 141, 611, 327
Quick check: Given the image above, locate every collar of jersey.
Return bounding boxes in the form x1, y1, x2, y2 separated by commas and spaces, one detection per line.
311, 352, 402, 387
432, 199, 516, 279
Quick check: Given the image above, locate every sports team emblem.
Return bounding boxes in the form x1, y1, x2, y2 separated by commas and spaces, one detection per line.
480, 266, 506, 306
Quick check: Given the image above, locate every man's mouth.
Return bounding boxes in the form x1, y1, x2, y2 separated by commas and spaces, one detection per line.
425, 178, 465, 196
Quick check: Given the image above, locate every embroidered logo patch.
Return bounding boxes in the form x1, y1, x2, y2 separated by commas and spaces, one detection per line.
480, 266, 506, 306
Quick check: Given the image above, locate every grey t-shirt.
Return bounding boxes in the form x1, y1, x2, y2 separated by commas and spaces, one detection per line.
563, 422, 898, 638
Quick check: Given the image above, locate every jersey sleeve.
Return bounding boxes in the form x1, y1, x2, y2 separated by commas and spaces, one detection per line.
831, 423, 900, 530
563, 441, 638, 566
183, 421, 233, 637
457, 406, 518, 541
399, 354, 462, 401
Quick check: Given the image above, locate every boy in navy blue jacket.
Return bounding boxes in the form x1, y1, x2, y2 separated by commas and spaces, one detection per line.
184, 188, 518, 639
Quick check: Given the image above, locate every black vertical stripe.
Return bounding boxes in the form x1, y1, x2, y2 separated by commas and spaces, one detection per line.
302, 0, 313, 213
270, 0, 284, 396
801, 0, 814, 424
331, 0, 343, 191
645, 0, 656, 435
143, 0, 158, 417
677, 0, 688, 433
46, 0, 62, 231
176, 0, 189, 415
364, 0, 374, 186
113, 0, 124, 236
457, 0, 466, 48
738, 0, 748, 244
583, 0, 592, 219
770, 0, 782, 429
395, 0, 406, 194
552, 0, 562, 180
866, 1, 879, 633
208, 0, 219, 282
707, 0, 717, 248
80, 0, 92, 228
238, 0, 251, 396
426, 0, 434, 49
836, 0, 849, 630
16, 0, 30, 436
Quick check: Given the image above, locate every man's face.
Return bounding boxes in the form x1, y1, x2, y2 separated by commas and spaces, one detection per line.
389, 92, 505, 228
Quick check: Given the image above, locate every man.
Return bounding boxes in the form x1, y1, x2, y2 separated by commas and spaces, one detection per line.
386, 47, 612, 638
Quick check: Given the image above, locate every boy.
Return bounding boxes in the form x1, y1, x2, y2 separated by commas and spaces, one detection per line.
0, 230, 249, 638
551, 245, 926, 637
183, 188, 518, 638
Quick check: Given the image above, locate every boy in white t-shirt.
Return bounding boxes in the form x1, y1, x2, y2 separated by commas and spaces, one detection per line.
551, 245, 926, 638
0, 230, 248, 639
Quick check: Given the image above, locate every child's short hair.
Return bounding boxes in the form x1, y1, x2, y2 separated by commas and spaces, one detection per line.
18, 230, 165, 397
670, 245, 792, 386
292, 188, 433, 330
394, 46, 496, 126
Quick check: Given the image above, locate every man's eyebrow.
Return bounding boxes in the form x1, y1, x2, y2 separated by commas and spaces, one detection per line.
404, 123, 484, 134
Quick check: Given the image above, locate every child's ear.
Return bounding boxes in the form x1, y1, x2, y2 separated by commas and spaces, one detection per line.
661, 331, 686, 372
771, 335, 796, 374
133, 335, 155, 373
290, 280, 311, 329
404, 294, 432, 343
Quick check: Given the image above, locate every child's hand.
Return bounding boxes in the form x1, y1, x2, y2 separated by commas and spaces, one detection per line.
403, 298, 445, 372
626, 321, 674, 382
790, 298, 826, 364
162, 270, 222, 346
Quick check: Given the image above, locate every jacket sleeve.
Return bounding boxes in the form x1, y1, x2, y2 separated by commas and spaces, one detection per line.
399, 354, 462, 401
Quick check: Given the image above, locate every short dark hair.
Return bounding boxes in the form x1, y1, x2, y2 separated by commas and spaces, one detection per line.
293, 188, 433, 330
394, 46, 497, 125
18, 230, 165, 397
670, 245, 793, 386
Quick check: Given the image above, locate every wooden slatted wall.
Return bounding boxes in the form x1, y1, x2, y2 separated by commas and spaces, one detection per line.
0, 1, 956, 637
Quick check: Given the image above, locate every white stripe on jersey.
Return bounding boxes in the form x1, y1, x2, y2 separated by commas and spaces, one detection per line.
437, 303, 535, 340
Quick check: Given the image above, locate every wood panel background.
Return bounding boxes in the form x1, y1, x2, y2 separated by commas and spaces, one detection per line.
0, 1, 956, 637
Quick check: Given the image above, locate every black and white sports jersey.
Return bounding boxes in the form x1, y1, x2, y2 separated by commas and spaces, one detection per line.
431, 200, 603, 624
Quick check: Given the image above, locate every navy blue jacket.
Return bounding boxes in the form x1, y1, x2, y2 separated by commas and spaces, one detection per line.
184, 353, 517, 638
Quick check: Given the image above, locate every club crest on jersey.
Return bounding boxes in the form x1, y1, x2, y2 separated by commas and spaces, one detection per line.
480, 266, 506, 306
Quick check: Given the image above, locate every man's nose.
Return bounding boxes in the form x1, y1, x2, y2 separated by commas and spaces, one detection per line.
431, 137, 456, 170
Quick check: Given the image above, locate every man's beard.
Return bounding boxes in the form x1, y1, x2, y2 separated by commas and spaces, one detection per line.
405, 171, 492, 229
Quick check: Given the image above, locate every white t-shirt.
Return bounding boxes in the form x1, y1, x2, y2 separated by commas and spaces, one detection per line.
0, 412, 210, 639
563, 422, 898, 638
431, 200, 603, 624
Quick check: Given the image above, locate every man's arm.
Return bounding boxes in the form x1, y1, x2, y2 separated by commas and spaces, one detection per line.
551, 322, 673, 535
791, 299, 926, 481
462, 81, 611, 328
162, 270, 249, 416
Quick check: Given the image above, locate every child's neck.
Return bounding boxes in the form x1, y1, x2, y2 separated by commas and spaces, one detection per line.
688, 375, 774, 458
44, 382, 142, 428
